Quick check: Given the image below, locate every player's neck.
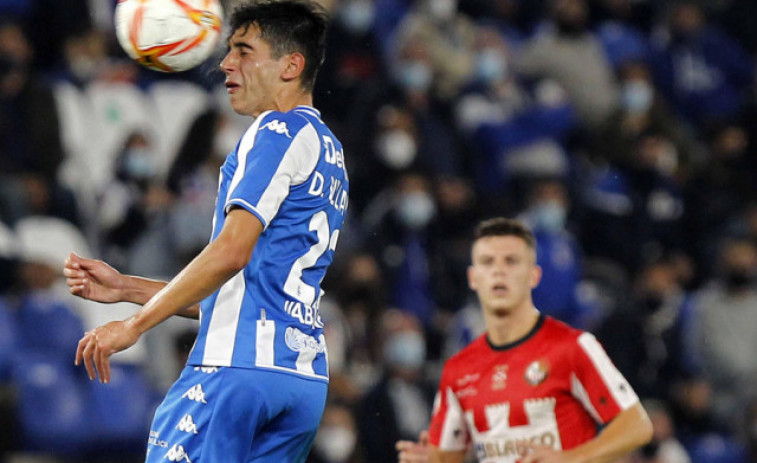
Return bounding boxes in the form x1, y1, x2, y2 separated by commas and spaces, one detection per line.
271, 86, 313, 113
485, 305, 540, 347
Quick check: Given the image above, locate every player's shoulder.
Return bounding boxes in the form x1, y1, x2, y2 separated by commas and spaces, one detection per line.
255, 109, 314, 141
442, 334, 489, 376
540, 315, 587, 347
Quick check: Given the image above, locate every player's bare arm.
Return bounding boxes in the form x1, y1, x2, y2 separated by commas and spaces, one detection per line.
428, 446, 466, 463
522, 403, 653, 463
75, 208, 262, 383
64, 253, 199, 319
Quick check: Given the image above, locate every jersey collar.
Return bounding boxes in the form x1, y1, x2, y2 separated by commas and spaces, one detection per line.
486, 313, 545, 351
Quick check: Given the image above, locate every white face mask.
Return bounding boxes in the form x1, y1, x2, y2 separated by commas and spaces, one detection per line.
396, 191, 435, 230
340, 0, 375, 35
396, 60, 433, 92
376, 130, 417, 169
426, 0, 457, 22
383, 331, 426, 368
476, 48, 508, 84
313, 426, 356, 462
621, 80, 653, 113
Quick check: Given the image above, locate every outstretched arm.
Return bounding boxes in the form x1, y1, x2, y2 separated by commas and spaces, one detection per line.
521, 403, 653, 463
64, 253, 199, 319
76, 208, 263, 383
396, 431, 466, 463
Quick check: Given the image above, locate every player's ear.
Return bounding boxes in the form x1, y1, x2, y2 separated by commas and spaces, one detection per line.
281, 52, 305, 82
530, 264, 542, 289
467, 265, 477, 291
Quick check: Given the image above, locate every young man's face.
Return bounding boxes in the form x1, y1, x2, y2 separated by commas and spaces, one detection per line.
468, 235, 541, 317
220, 24, 286, 117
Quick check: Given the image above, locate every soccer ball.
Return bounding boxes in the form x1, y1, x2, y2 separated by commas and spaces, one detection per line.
115, 0, 224, 73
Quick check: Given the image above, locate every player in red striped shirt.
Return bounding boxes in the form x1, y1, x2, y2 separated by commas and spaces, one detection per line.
397, 218, 652, 463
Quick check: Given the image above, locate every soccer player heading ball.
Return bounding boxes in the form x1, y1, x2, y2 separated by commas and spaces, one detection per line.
397, 218, 652, 463
64, 1, 347, 462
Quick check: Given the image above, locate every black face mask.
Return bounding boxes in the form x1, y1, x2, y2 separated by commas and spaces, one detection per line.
556, 19, 587, 37
725, 270, 754, 290
641, 293, 664, 313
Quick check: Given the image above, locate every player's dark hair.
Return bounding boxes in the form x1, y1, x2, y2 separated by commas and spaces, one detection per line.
228, 0, 329, 92
473, 218, 537, 250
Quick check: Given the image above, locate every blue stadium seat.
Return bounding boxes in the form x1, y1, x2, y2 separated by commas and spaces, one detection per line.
13, 353, 95, 454
688, 433, 748, 463
16, 295, 84, 360
90, 363, 161, 453
0, 299, 16, 381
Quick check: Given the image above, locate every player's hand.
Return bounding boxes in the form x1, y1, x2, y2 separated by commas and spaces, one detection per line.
64, 253, 124, 303
397, 430, 430, 462
75, 319, 140, 383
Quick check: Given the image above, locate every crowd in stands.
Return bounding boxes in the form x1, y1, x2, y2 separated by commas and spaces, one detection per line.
2, 0, 757, 461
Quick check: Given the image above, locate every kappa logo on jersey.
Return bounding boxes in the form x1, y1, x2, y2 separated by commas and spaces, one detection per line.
164, 444, 192, 462
193, 366, 218, 374
181, 384, 207, 404
284, 326, 327, 354
525, 359, 550, 386
491, 364, 508, 390
259, 119, 292, 138
176, 414, 199, 434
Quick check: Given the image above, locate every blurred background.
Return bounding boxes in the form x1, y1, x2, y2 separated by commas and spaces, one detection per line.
1, 0, 757, 461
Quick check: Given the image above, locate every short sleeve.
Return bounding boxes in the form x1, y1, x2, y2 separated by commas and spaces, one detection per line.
428, 366, 469, 451
570, 332, 640, 425
224, 112, 320, 228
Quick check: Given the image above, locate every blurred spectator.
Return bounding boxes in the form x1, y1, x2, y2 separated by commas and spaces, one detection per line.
599, 259, 701, 409
356, 310, 433, 463
363, 172, 438, 325
166, 109, 234, 267
520, 179, 592, 327
53, 26, 137, 87
516, 0, 619, 129
593, 0, 652, 68
389, 0, 477, 102
649, 1, 753, 127
689, 239, 757, 435
455, 26, 576, 204
98, 131, 175, 277
594, 60, 697, 174
684, 123, 755, 283
580, 132, 684, 272
309, 401, 360, 463
0, 20, 79, 226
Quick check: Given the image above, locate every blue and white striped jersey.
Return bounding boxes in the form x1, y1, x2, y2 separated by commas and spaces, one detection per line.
187, 106, 348, 382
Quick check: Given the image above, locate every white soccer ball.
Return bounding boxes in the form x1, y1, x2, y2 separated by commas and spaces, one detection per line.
115, 0, 224, 73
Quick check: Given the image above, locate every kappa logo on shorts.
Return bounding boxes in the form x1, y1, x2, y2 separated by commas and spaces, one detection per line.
164, 444, 192, 462
284, 326, 326, 354
181, 384, 207, 404
193, 366, 218, 374
259, 119, 292, 138
176, 414, 199, 434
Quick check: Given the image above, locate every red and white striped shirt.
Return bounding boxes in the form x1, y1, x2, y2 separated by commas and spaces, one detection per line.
428, 314, 638, 462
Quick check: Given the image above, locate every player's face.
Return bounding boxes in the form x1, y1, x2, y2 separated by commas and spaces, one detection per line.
220, 25, 285, 117
468, 235, 541, 317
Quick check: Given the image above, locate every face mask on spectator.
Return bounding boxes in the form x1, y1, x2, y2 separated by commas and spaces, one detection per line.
724, 268, 755, 291
621, 81, 653, 113
123, 148, 156, 180
384, 331, 426, 368
531, 201, 566, 233
313, 425, 356, 462
376, 129, 416, 169
340, 0, 375, 35
396, 61, 432, 93
476, 48, 508, 84
396, 191, 435, 229
426, 0, 457, 22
